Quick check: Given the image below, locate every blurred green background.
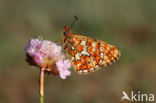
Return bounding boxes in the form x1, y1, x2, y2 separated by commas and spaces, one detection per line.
0, 0, 156, 103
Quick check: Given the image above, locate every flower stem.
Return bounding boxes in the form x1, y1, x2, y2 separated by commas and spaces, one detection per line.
40, 67, 45, 103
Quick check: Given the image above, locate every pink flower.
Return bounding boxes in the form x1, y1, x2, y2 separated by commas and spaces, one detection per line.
56, 60, 71, 79
24, 38, 71, 79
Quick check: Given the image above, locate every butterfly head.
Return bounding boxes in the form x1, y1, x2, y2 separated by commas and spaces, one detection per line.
62, 16, 78, 37
62, 26, 73, 37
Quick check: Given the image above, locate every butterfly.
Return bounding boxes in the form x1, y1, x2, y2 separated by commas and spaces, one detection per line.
60, 17, 120, 74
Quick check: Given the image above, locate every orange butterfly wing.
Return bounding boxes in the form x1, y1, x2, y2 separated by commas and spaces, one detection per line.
61, 26, 120, 74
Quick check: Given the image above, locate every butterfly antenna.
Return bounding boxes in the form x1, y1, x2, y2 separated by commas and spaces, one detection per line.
55, 16, 78, 43
69, 16, 78, 29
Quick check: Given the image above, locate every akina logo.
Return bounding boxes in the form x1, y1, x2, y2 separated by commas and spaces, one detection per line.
121, 91, 154, 102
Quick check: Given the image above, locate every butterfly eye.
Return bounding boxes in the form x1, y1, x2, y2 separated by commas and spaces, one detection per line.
63, 31, 67, 36
63, 31, 72, 37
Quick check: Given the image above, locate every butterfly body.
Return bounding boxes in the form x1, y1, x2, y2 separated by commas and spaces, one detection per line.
61, 26, 120, 74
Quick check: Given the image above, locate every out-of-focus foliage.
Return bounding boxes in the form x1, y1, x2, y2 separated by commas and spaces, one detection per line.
0, 0, 156, 103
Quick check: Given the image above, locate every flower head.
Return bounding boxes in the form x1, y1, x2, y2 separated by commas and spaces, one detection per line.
24, 38, 71, 79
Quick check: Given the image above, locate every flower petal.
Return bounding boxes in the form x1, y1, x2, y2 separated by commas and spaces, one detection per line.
56, 60, 71, 79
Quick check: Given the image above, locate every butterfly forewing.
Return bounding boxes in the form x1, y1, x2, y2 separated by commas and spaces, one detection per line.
61, 26, 120, 74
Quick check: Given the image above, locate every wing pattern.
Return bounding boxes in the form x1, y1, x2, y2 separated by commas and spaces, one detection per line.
62, 34, 120, 74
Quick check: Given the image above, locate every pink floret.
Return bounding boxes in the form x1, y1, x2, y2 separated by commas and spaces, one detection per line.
56, 60, 71, 79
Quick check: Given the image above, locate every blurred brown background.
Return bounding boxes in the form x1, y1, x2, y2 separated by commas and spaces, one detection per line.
0, 0, 156, 103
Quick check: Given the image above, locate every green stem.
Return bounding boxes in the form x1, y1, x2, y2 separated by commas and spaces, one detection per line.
40, 68, 45, 103
40, 96, 43, 103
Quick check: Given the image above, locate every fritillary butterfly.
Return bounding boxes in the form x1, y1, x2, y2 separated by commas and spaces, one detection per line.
60, 17, 120, 74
